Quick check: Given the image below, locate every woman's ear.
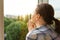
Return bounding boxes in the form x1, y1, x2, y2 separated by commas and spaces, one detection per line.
35, 14, 40, 21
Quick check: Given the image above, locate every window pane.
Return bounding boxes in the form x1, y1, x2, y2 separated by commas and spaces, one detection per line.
4, 0, 38, 16
49, 0, 60, 19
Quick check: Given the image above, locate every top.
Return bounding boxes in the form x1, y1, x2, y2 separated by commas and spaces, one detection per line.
26, 25, 58, 40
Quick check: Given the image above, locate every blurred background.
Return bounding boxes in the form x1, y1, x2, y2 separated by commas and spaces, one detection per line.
4, 0, 60, 40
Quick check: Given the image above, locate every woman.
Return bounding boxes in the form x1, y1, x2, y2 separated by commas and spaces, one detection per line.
26, 3, 60, 40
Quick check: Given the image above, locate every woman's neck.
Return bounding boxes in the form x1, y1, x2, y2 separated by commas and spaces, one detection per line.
36, 20, 46, 28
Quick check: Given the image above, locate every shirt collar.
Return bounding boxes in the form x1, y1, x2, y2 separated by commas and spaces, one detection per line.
36, 25, 48, 31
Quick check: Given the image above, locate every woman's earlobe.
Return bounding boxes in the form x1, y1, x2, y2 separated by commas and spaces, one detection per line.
36, 14, 40, 20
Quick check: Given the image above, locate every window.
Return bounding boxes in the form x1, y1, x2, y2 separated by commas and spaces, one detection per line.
4, 0, 38, 40
49, 0, 60, 19
4, 0, 38, 16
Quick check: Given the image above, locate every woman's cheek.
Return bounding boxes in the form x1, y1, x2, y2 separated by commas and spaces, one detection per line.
32, 17, 36, 22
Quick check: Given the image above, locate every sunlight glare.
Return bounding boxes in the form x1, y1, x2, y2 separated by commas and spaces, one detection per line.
4, 0, 38, 16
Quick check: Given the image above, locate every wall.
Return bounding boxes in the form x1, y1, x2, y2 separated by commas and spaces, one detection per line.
0, 0, 4, 40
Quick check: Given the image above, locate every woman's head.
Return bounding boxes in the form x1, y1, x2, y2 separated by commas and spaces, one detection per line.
29, 3, 54, 31
35, 3, 54, 25
31, 3, 60, 34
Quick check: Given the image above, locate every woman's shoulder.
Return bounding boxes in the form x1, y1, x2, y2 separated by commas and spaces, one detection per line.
26, 25, 58, 40
26, 28, 46, 40
26, 29, 52, 40
26, 29, 40, 37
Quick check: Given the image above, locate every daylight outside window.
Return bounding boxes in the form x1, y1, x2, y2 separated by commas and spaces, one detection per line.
49, 0, 60, 19
4, 0, 38, 40
4, 0, 60, 40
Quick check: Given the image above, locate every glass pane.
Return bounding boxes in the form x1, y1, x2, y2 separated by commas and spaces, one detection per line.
4, 0, 38, 40
4, 0, 38, 16
49, 0, 60, 19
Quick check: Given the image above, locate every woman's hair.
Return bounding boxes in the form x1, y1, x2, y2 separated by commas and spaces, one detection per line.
35, 3, 60, 34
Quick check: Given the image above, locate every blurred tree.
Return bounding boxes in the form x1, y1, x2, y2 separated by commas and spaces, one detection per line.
6, 21, 28, 40
24, 14, 29, 23
6, 21, 21, 40
19, 21, 28, 40
24, 14, 32, 23
4, 17, 16, 33
4, 15, 29, 40
17, 16, 20, 21
29, 14, 31, 19
17, 16, 24, 21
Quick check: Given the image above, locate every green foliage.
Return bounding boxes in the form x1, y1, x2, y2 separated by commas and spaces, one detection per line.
6, 21, 28, 40
6, 21, 21, 40
4, 16, 29, 40
24, 15, 29, 23
4, 17, 16, 33
19, 21, 28, 40
24, 14, 31, 23
4, 17, 17, 26
17, 16, 24, 21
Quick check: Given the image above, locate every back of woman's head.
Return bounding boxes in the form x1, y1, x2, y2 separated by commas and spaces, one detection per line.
35, 3, 60, 34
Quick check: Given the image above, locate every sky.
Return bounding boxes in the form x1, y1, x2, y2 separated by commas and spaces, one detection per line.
4, 0, 38, 16
4, 0, 60, 18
